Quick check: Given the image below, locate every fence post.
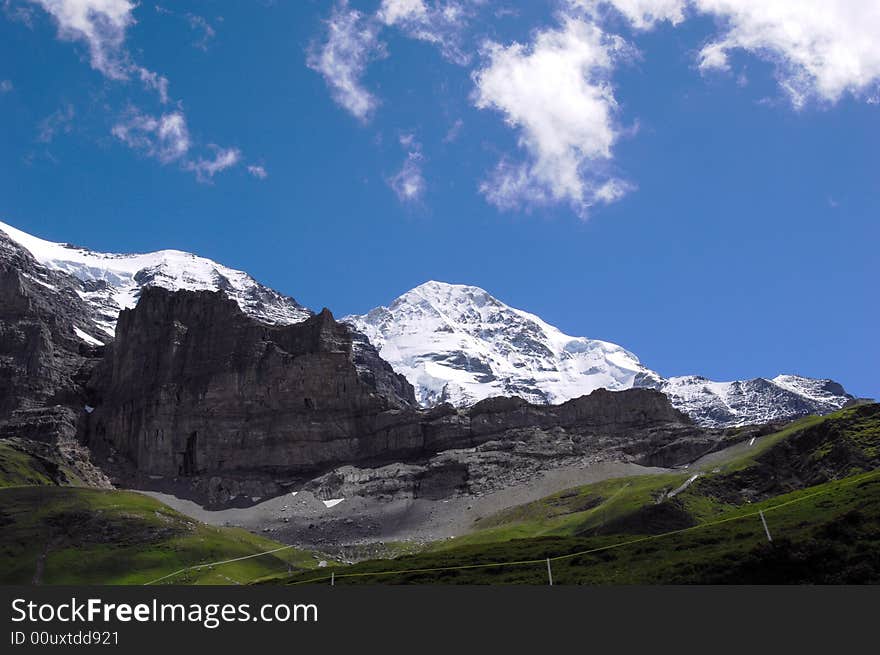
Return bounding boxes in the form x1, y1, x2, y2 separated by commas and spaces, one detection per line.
546, 558, 553, 586
331, 571, 335, 586
759, 510, 773, 542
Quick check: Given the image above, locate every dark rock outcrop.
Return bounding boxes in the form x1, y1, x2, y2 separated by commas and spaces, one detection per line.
82, 287, 725, 506
85, 288, 416, 481
0, 234, 111, 485
0, 234, 102, 428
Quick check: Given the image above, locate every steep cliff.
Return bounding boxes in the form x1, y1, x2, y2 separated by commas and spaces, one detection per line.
85, 288, 416, 480
0, 233, 111, 486
83, 288, 719, 506
0, 232, 108, 437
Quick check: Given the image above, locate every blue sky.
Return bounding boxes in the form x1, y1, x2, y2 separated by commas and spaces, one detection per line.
0, 0, 877, 399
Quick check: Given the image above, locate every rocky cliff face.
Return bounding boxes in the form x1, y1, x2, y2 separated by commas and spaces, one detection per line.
85, 288, 416, 483
82, 288, 724, 506
0, 233, 111, 485
0, 233, 103, 437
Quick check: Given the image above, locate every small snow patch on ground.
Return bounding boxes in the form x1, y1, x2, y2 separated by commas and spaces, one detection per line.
323, 498, 344, 508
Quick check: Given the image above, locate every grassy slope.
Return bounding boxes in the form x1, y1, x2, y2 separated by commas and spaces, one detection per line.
4, 405, 877, 585
271, 404, 880, 585
0, 440, 85, 488
0, 486, 321, 585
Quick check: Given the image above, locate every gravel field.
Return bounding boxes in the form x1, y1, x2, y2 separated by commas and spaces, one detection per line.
140, 461, 670, 558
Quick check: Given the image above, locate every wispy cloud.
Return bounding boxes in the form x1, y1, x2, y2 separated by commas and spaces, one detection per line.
388, 132, 426, 202
0, 79, 12, 93
247, 165, 268, 179
443, 118, 463, 143
3, 0, 37, 27
36, 103, 75, 143
111, 108, 246, 182
111, 109, 190, 163
307, 1, 385, 122
29, 0, 144, 82
155, 5, 217, 52
184, 147, 242, 183
569, 0, 687, 30
389, 151, 426, 202
19, 1, 252, 181
186, 13, 216, 52
377, 0, 476, 65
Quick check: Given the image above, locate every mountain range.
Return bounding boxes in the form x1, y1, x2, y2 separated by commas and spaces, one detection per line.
0, 220, 853, 427
2, 217, 876, 587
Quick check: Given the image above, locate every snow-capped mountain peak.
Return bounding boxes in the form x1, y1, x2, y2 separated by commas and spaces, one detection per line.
1, 220, 853, 428
347, 281, 854, 427
0, 220, 311, 337
346, 280, 662, 407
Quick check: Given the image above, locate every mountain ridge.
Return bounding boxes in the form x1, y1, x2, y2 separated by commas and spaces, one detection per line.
346, 281, 854, 427
0, 220, 855, 428
0, 219, 311, 337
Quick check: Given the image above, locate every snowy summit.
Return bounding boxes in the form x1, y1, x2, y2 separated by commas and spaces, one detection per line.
347, 281, 853, 427
0, 220, 311, 338
345, 281, 661, 407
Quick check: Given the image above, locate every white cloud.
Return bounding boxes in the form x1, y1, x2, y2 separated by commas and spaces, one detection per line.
693, 0, 880, 107
307, 1, 385, 122
30, 0, 168, 103
389, 151, 426, 202
378, 0, 427, 25
247, 165, 268, 179
112, 109, 241, 181
187, 13, 216, 52
569, 0, 687, 30
135, 66, 169, 104
184, 147, 242, 183
36, 103, 75, 143
4, 0, 37, 26
443, 118, 463, 143
29, 0, 135, 79
155, 6, 216, 52
111, 110, 191, 163
24, 1, 252, 180
581, 1, 880, 107
377, 0, 475, 64
27, 1, 174, 103
472, 16, 631, 215
0, 79, 12, 92
398, 131, 418, 149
